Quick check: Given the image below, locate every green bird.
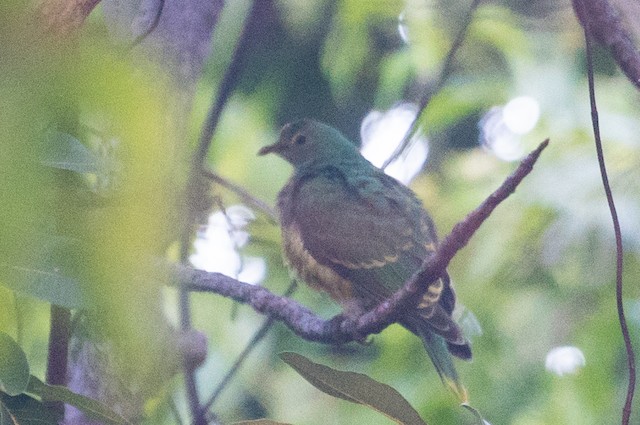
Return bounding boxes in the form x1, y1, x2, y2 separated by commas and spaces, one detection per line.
259, 119, 471, 399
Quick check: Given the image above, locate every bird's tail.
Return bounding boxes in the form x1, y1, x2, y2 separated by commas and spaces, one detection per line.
415, 326, 469, 403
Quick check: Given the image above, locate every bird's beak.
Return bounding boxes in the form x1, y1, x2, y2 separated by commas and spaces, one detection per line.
259, 123, 292, 156
259, 137, 287, 156
258, 143, 276, 156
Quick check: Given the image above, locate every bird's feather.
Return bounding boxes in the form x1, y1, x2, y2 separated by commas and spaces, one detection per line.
280, 163, 470, 351
266, 119, 472, 398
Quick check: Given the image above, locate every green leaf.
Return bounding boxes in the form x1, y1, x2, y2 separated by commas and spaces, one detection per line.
0, 235, 87, 308
0, 393, 60, 425
27, 376, 131, 425
231, 420, 293, 425
0, 261, 86, 309
41, 131, 99, 174
462, 403, 490, 425
0, 400, 12, 425
0, 333, 29, 396
279, 352, 427, 425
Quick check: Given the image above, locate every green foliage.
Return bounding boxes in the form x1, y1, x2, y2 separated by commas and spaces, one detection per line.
0, 235, 87, 309
0, 393, 60, 425
41, 131, 101, 174
280, 352, 427, 425
2, 0, 640, 424
0, 333, 129, 424
0, 333, 29, 396
27, 377, 131, 425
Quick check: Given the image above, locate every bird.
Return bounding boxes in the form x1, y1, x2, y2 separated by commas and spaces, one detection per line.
259, 119, 471, 399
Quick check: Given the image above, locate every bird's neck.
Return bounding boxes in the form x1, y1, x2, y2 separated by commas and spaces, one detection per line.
294, 155, 370, 177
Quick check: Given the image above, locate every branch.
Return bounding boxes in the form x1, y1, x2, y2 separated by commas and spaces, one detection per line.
202, 169, 278, 223
191, 1, 257, 165
382, 0, 482, 169
45, 305, 71, 417
572, 0, 640, 90
34, 0, 101, 38
125, 0, 166, 52
201, 281, 297, 415
177, 2, 258, 423
178, 139, 549, 344
577, 2, 635, 423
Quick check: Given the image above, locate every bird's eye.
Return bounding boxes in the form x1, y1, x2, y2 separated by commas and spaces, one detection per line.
293, 134, 306, 145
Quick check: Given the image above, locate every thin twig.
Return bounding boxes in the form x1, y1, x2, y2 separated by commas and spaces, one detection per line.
13, 294, 24, 346
169, 396, 185, 425
178, 139, 548, 344
192, 1, 257, 164
202, 281, 298, 414
577, 1, 635, 423
178, 2, 258, 423
178, 235, 202, 425
382, 0, 483, 169
125, 0, 166, 52
202, 169, 278, 223
45, 305, 71, 417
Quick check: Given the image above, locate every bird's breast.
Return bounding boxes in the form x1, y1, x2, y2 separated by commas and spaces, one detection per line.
281, 222, 357, 309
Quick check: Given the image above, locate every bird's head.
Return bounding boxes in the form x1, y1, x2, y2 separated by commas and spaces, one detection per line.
258, 119, 361, 168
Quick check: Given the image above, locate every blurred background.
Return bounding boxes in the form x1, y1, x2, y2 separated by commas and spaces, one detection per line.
2, 0, 640, 424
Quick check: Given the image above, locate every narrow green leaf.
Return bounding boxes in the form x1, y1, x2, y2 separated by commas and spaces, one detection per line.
0, 400, 13, 425
0, 333, 29, 396
231, 420, 293, 425
0, 393, 60, 425
0, 261, 86, 309
41, 131, 99, 174
27, 376, 131, 425
279, 352, 427, 425
0, 234, 87, 309
462, 403, 490, 425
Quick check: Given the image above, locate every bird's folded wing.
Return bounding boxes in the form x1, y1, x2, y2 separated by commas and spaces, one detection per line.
291, 171, 435, 300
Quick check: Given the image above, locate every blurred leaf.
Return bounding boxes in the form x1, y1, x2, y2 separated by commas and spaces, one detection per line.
0, 258, 86, 310
41, 131, 99, 174
425, 78, 505, 135
280, 352, 427, 425
231, 420, 293, 425
27, 376, 131, 425
0, 392, 59, 425
462, 403, 490, 425
0, 333, 29, 396
456, 304, 483, 340
0, 401, 11, 425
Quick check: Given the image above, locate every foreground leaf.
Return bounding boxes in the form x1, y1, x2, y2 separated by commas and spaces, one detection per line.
462, 403, 490, 425
280, 352, 427, 425
41, 131, 100, 174
0, 393, 60, 425
27, 377, 131, 425
231, 420, 293, 425
0, 333, 29, 396
0, 259, 86, 309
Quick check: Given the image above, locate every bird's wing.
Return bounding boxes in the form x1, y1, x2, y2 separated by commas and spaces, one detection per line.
290, 166, 470, 354
291, 167, 435, 303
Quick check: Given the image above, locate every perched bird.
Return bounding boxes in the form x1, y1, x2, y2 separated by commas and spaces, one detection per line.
259, 119, 471, 398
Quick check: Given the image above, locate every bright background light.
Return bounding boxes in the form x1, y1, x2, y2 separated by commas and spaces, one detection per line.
545, 345, 586, 376
190, 204, 266, 285
479, 96, 540, 161
360, 103, 428, 185
504, 96, 541, 134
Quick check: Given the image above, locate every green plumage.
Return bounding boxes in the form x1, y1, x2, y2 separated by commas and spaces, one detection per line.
259, 119, 471, 399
